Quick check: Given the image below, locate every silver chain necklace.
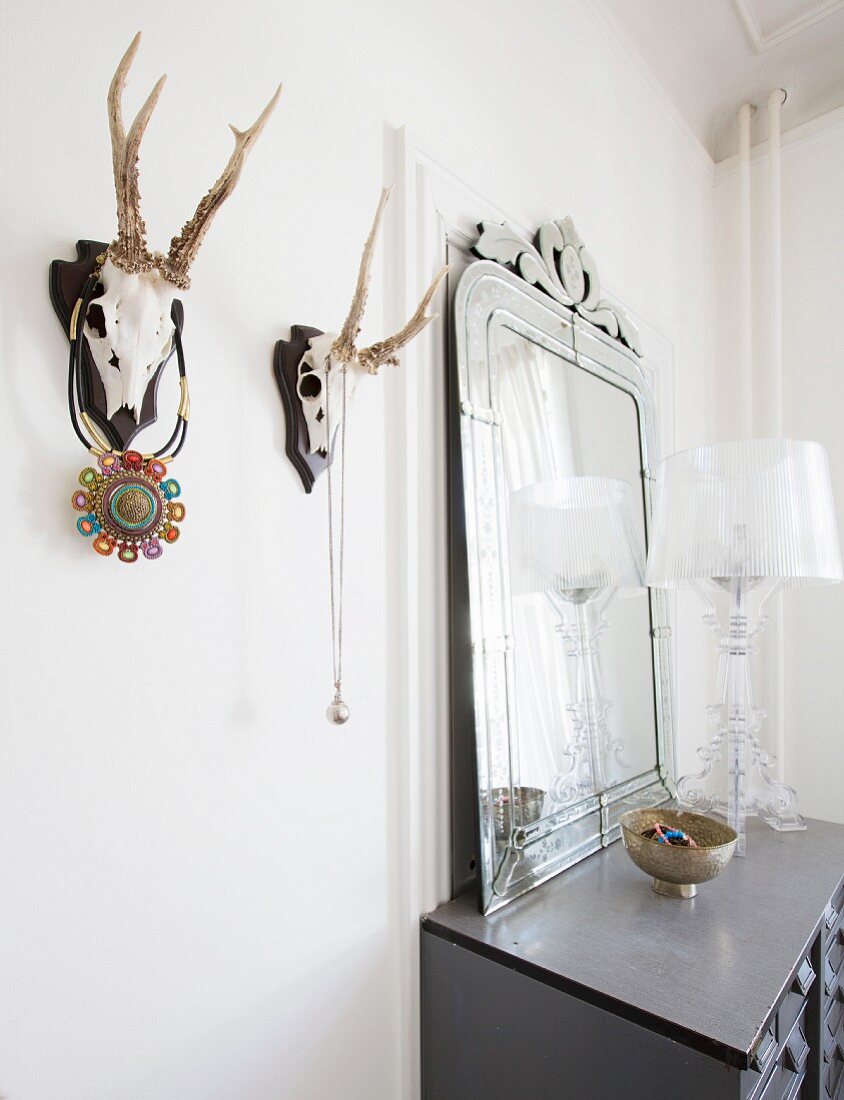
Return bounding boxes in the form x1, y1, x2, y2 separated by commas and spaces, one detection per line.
324, 356, 350, 725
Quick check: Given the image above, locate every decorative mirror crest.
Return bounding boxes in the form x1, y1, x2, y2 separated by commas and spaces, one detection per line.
473, 217, 642, 356
51, 32, 280, 563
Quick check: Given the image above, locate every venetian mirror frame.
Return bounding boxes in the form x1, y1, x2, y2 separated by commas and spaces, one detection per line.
452, 217, 675, 914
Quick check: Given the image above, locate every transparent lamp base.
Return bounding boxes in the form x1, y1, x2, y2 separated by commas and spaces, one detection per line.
676, 730, 806, 832
676, 577, 805, 856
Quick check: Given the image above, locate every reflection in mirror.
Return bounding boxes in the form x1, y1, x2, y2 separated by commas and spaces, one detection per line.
494, 331, 658, 857
509, 476, 645, 810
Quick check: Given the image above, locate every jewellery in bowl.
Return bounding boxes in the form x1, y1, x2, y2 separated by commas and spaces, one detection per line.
642, 823, 698, 848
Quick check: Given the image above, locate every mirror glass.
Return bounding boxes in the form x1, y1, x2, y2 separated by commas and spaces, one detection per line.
453, 262, 674, 913
501, 332, 657, 816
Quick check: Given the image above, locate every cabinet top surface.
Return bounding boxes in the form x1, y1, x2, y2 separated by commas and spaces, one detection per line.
423, 816, 844, 1066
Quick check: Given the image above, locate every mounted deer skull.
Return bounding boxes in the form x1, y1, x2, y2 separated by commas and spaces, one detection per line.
85, 33, 281, 422
271, 192, 449, 721
294, 188, 448, 456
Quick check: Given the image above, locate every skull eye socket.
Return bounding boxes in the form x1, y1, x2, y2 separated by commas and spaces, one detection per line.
86, 303, 107, 338
298, 371, 322, 401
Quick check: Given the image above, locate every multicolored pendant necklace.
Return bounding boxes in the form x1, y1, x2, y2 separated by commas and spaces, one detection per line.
67, 264, 189, 563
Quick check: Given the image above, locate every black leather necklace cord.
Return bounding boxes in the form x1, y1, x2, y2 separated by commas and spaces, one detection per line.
68, 273, 189, 459
67, 273, 99, 450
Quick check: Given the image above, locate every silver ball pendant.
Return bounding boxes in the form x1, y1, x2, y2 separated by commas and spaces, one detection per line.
326, 698, 350, 725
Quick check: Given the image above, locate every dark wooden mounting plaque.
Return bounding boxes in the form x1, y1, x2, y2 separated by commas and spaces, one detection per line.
273, 324, 331, 493
49, 239, 184, 452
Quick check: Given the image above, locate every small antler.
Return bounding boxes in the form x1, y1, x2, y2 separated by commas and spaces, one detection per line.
332, 187, 448, 371
332, 186, 393, 364
161, 84, 282, 289
108, 32, 166, 275
357, 265, 449, 375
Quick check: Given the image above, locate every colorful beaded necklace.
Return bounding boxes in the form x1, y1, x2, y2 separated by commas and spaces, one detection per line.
67, 266, 188, 563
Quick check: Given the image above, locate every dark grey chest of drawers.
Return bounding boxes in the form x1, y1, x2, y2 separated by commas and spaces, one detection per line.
421, 818, 844, 1100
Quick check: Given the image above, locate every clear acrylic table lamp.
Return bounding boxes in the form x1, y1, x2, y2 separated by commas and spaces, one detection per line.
509, 476, 646, 800
645, 439, 843, 856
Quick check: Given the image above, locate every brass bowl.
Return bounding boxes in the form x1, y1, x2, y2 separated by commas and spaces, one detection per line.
619, 808, 737, 899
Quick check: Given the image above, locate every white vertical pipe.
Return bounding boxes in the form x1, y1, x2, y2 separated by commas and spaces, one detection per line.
768, 88, 787, 781
738, 103, 755, 438
768, 89, 786, 438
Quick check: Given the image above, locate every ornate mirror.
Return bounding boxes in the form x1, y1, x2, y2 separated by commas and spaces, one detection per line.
450, 218, 675, 914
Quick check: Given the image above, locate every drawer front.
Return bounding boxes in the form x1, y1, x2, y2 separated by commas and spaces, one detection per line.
823, 889, 844, 1100
827, 953, 843, 1008
760, 1064, 806, 1100
826, 987, 844, 1056
826, 881, 844, 940
829, 924, 844, 981
780, 956, 816, 1041
825, 1036, 844, 1099
748, 1005, 809, 1100
826, 880, 844, 976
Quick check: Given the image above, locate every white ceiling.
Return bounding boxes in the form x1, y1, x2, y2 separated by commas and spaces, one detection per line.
594, 0, 844, 160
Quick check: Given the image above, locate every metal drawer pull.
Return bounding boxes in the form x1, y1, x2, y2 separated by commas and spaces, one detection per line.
825, 1021, 843, 1060
785, 1026, 810, 1072
827, 958, 841, 998
751, 1028, 777, 1074
792, 958, 816, 996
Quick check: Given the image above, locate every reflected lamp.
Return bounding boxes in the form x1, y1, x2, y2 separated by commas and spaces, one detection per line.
509, 476, 646, 801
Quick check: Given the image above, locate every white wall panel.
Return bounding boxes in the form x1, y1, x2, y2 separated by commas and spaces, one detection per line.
0, 1, 714, 1096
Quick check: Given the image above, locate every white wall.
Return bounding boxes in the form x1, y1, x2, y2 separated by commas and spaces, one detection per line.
0, 1, 714, 1097
713, 109, 844, 825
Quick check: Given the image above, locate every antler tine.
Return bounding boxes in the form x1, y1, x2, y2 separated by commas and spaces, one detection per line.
162, 84, 283, 290
107, 33, 140, 184
332, 186, 393, 364
107, 33, 165, 274
357, 265, 449, 375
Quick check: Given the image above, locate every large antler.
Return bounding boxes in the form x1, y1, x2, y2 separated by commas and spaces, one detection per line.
160, 85, 282, 290
332, 186, 393, 364
332, 187, 449, 373
108, 32, 166, 275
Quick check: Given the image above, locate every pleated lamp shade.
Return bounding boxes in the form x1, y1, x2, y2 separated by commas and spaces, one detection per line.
645, 439, 843, 589
509, 477, 645, 598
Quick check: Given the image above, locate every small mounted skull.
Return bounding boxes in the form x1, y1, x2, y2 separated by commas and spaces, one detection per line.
296, 332, 344, 455
295, 188, 448, 455
84, 33, 280, 422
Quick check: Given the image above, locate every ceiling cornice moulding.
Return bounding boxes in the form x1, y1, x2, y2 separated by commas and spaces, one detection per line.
579, 0, 716, 180
731, 0, 844, 53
